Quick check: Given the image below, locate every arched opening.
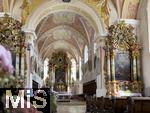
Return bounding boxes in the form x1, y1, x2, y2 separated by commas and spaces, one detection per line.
22, 0, 105, 104
84, 45, 88, 64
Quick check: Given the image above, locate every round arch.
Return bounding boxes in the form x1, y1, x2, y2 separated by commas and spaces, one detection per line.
24, 0, 106, 36
44, 48, 78, 63
41, 40, 80, 61
84, 45, 88, 64
37, 25, 88, 45
39, 38, 82, 58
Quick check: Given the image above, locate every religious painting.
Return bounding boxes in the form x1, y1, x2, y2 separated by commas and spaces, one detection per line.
105, 21, 142, 96
54, 68, 67, 92
55, 68, 66, 84
115, 52, 131, 81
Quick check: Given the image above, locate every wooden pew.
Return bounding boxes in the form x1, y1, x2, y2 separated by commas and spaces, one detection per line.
127, 97, 150, 113
94, 97, 105, 113
86, 96, 150, 113
103, 97, 115, 113
86, 96, 95, 113
86, 96, 105, 113
114, 97, 128, 113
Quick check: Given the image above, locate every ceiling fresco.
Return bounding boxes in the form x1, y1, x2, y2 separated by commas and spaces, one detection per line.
0, 0, 141, 63
35, 11, 94, 62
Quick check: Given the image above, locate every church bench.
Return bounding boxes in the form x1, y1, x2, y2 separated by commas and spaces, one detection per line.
127, 97, 150, 113
86, 96, 150, 113
114, 97, 128, 113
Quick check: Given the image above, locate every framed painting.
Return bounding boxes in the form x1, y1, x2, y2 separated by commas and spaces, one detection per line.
105, 21, 142, 96
115, 51, 131, 81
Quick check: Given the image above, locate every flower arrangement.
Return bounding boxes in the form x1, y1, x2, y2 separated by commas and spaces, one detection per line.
0, 14, 27, 113
0, 45, 14, 88
0, 45, 26, 88
0, 14, 26, 88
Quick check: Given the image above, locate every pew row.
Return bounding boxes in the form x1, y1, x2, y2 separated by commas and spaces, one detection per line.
85, 96, 150, 113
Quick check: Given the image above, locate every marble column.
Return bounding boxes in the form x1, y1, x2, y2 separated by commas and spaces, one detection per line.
106, 49, 111, 81
51, 67, 55, 91
95, 35, 107, 97
26, 42, 31, 88
21, 49, 25, 76
111, 51, 116, 81
132, 54, 137, 81
79, 57, 82, 81
23, 30, 37, 88
67, 66, 71, 93
15, 48, 20, 76
137, 54, 141, 81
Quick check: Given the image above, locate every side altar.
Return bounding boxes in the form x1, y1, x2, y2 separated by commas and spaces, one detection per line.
104, 21, 142, 97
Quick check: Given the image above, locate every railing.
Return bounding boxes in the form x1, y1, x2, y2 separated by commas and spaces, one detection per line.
57, 92, 72, 102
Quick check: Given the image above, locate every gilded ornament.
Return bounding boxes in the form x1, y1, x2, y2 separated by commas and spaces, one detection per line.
0, 14, 27, 88
105, 21, 142, 97
20, 0, 30, 24
0, 14, 26, 51
108, 21, 137, 50
83, 0, 110, 27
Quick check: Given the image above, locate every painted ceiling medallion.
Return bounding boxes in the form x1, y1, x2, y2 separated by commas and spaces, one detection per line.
53, 12, 75, 24
53, 29, 71, 40
53, 42, 68, 49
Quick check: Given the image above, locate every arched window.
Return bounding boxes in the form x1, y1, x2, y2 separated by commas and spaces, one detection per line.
147, 1, 150, 52
44, 58, 49, 80
79, 57, 83, 81
84, 45, 88, 63
71, 58, 76, 81
94, 43, 97, 54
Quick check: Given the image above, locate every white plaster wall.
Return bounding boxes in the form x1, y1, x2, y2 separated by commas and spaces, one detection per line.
137, 0, 150, 96
74, 80, 83, 95
32, 73, 43, 88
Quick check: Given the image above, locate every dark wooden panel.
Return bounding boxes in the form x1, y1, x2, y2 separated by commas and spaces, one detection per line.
83, 80, 96, 95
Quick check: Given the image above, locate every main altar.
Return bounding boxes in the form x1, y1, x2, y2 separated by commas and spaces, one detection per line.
48, 51, 71, 93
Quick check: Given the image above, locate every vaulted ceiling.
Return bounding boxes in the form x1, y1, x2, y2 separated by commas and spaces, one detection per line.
0, 0, 142, 63
35, 11, 95, 62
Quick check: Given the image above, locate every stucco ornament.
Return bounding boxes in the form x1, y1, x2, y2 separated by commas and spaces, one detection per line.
108, 21, 136, 50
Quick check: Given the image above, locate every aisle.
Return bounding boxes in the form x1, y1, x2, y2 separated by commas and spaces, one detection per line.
57, 100, 86, 113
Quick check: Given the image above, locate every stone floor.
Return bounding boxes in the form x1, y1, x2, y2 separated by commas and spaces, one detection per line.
57, 100, 86, 113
